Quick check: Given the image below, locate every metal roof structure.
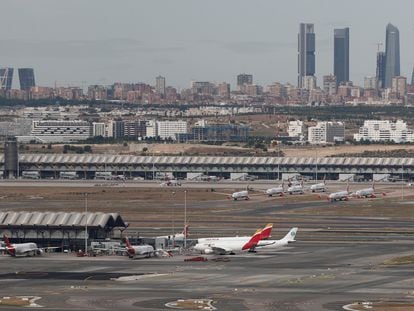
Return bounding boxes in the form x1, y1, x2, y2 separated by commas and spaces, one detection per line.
0, 212, 127, 229
0, 154, 413, 166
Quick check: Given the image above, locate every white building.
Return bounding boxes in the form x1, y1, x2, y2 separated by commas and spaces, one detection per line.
354, 120, 414, 143
308, 121, 345, 144
145, 120, 157, 138
18, 120, 92, 143
287, 120, 305, 140
302, 76, 317, 91
156, 120, 187, 140
92, 122, 106, 137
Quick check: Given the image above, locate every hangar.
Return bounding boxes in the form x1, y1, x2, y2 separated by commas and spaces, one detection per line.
0, 211, 127, 250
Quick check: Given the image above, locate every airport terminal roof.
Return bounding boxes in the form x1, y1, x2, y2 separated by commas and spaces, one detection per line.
0, 212, 127, 229
0, 154, 413, 166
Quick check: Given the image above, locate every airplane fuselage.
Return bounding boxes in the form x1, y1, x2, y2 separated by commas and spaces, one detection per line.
355, 188, 375, 198
266, 187, 284, 197
328, 191, 349, 202
231, 190, 249, 200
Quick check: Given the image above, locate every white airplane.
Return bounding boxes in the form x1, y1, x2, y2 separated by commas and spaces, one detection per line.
157, 225, 189, 241
197, 223, 273, 244
265, 183, 285, 197
124, 237, 155, 259
287, 180, 304, 195
309, 177, 327, 193
160, 179, 182, 187
327, 183, 350, 202
230, 190, 249, 200
193, 227, 264, 255
353, 181, 385, 199
253, 228, 298, 250
1, 235, 58, 257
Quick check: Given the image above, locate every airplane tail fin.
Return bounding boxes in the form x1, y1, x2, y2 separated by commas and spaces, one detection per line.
182, 224, 189, 238
323, 175, 326, 185
281, 228, 298, 243
3, 235, 12, 247
124, 236, 132, 249
242, 229, 263, 250
260, 223, 273, 240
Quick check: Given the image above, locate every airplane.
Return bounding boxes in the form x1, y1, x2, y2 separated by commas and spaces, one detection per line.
157, 225, 189, 241
353, 181, 386, 198
124, 236, 155, 259
160, 179, 182, 187
287, 180, 304, 195
193, 227, 266, 255
309, 176, 327, 193
265, 183, 285, 197
253, 228, 298, 250
326, 182, 350, 202
197, 223, 273, 244
1, 235, 58, 257
230, 190, 249, 200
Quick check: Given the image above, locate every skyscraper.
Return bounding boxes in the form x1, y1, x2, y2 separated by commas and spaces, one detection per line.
237, 74, 253, 86
376, 52, 386, 89
334, 28, 349, 85
18, 68, 36, 91
155, 76, 166, 96
0, 68, 14, 90
384, 23, 400, 88
298, 23, 315, 88
411, 66, 414, 85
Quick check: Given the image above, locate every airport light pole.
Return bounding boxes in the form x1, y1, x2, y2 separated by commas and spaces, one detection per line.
184, 190, 187, 250
85, 193, 88, 253
401, 164, 404, 200
315, 149, 318, 181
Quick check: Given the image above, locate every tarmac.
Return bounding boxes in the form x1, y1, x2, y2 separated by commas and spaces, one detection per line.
0, 239, 413, 311
0, 180, 413, 310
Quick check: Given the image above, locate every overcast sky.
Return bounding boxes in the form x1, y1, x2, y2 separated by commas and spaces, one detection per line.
2, 0, 414, 89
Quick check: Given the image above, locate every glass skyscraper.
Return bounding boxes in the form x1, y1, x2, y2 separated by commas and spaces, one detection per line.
334, 28, 349, 85
18, 68, 36, 91
298, 23, 315, 88
384, 23, 400, 88
0, 68, 14, 90
376, 52, 386, 89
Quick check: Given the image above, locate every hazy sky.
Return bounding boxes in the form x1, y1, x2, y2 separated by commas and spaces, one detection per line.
2, 0, 414, 89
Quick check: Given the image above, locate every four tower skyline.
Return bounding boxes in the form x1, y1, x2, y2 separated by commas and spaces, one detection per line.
298, 23, 402, 89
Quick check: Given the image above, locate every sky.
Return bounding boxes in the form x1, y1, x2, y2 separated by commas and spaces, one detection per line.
1, 0, 414, 89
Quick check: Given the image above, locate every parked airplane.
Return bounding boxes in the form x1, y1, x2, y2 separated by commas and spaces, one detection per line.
197, 223, 273, 244
1, 235, 58, 257
327, 182, 350, 202
265, 183, 284, 197
124, 237, 155, 259
253, 228, 298, 250
160, 179, 182, 187
287, 180, 304, 195
353, 181, 385, 198
157, 225, 189, 241
229, 189, 249, 200
309, 177, 327, 193
193, 227, 265, 255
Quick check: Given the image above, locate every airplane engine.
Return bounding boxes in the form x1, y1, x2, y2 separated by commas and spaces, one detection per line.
36, 249, 44, 255
204, 248, 214, 254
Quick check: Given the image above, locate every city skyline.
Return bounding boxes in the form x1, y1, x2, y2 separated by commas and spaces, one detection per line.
1, 0, 414, 89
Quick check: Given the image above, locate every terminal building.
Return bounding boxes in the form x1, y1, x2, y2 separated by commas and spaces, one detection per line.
1, 153, 413, 181
0, 211, 127, 250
